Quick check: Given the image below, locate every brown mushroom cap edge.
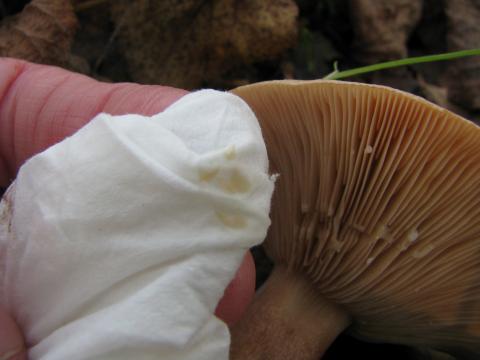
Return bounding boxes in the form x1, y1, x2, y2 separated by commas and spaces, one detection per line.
229, 80, 480, 360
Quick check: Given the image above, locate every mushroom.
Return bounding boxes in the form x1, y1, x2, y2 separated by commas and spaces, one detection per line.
229, 80, 480, 359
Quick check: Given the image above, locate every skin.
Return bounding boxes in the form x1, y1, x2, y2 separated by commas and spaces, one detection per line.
0, 58, 255, 359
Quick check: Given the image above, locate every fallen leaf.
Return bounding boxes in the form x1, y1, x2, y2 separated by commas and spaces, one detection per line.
445, 0, 480, 111
110, 0, 298, 89
70, 1, 123, 79
417, 73, 479, 124
408, 346, 457, 360
350, 0, 423, 63
416, 74, 450, 109
0, 0, 78, 67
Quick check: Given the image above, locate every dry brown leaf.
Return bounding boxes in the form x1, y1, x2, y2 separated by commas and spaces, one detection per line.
350, 0, 422, 63
409, 347, 457, 360
110, 0, 298, 89
416, 74, 450, 109
445, 0, 480, 111
417, 74, 480, 124
0, 0, 78, 67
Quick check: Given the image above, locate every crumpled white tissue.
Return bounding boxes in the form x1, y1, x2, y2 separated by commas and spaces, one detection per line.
0, 90, 274, 360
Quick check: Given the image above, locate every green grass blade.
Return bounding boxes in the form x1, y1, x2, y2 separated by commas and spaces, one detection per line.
323, 49, 480, 80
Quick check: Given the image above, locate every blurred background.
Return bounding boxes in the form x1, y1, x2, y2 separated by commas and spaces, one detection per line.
1, 0, 479, 122
1, 1, 478, 359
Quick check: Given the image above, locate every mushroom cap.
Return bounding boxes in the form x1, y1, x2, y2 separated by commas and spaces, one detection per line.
232, 80, 480, 358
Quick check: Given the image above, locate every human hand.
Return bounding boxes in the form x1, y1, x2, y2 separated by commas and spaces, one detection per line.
0, 58, 255, 359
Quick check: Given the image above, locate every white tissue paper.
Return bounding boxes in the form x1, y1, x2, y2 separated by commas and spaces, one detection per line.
0, 90, 275, 360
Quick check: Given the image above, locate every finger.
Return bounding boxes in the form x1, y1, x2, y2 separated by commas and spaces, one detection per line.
0, 58, 188, 186
215, 251, 256, 326
0, 306, 26, 360
0, 58, 257, 327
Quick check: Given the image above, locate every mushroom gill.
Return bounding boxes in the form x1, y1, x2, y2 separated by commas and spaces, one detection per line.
230, 80, 480, 359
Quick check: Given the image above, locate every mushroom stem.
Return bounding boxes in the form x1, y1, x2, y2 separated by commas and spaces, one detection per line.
230, 266, 351, 359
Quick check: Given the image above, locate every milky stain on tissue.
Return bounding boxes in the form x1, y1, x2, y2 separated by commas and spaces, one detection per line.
224, 145, 237, 161
198, 168, 220, 182
215, 211, 247, 229
220, 169, 251, 194
197, 145, 255, 229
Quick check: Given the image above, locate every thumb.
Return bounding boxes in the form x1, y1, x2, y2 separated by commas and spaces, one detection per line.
0, 58, 188, 186
215, 251, 256, 326
0, 306, 26, 360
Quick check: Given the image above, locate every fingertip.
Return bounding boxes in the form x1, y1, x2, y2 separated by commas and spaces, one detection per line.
0, 58, 26, 100
0, 306, 26, 360
0, 59, 188, 183
215, 251, 256, 327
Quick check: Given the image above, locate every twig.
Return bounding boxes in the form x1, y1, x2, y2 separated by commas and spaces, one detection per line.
94, 9, 127, 72
74, 0, 111, 12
